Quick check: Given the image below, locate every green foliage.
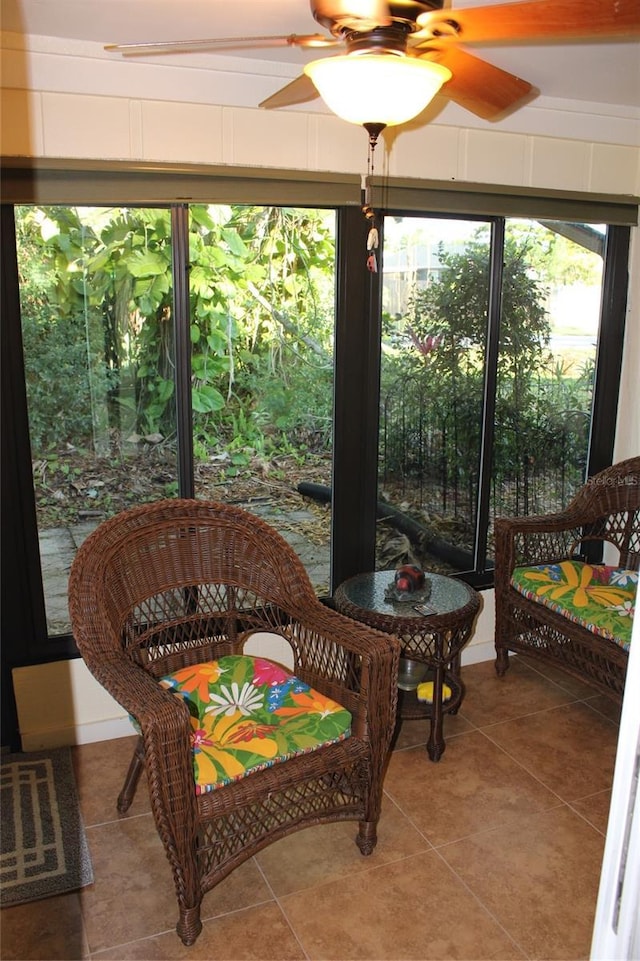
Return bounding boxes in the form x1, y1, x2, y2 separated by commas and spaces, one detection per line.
186, 204, 335, 457
20, 308, 97, 450
383, 230, 549, 476
16, 203, 336, 463
380, 224, 595, 503
506, 219, 603, 287
18, 200, 596, 520
250, 354, 334, 454
17, 208, 99, 449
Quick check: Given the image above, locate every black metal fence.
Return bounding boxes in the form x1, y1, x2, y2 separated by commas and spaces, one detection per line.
380, 373, 589, 538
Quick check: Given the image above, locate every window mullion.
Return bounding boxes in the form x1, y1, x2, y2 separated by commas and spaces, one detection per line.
330, 205, 382, 592
588, 225, 630, 476
171, 204, 195, 499
474, 218, 505, 576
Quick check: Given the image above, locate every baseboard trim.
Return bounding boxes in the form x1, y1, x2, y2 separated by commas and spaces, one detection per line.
462, 640, 495, 666
18, 643, 497, 750
20, 716, 134, 752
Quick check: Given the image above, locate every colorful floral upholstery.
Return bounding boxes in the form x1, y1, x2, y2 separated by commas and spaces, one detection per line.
159, 655, 352, 794
510, 561, 637, 651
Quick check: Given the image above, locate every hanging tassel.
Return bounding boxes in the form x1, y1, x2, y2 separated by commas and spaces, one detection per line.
361, 123, 385, 272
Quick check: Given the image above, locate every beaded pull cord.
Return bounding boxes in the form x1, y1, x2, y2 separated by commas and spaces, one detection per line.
361, 122, 386, 273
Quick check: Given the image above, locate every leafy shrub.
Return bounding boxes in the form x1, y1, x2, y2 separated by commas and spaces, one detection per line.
21, 306, 98, 452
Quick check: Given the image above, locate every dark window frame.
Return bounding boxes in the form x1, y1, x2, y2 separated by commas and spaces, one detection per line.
368, 211, 630, 589
1, 165, 634, 686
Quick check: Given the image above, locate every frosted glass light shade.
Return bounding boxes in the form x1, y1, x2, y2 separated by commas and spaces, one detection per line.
304, 54, 451, 127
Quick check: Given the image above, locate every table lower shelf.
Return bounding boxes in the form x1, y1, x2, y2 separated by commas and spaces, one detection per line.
397, 668, 464, 721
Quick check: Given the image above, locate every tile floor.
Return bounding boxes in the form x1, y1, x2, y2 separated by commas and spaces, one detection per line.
1, 655, 623, 961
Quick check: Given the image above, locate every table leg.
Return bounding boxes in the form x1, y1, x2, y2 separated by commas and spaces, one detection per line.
448, 651, 462, 715
426, 661, 446, 761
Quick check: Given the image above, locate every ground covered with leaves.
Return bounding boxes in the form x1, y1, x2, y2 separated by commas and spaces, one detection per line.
33, 441, 333, 539
33, 441, 472, 576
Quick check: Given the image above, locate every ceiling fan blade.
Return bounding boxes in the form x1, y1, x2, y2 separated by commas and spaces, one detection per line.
259, 74, 320, 110
312, 0, 392, 29
104, 34, 336, 57
425, 47, 534, 119
417, 0, 640, 44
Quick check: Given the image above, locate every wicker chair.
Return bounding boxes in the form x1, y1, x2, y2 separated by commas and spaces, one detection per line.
68, 499, 400, 945
494, 457, 640, 702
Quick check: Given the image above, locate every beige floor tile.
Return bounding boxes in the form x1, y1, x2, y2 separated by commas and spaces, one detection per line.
584, 695, 623, 725
256, 796, 431, 897
199, 857, 275, 925
517, 655, 614, 702
0, 892, 89, 960
394, 708, 474, 752
458, 658, 579, 728
93, 901, 304, 960
80, 815, 181, 953
393, 717, 431, 750
439, 805, 606, 960
72, 734, 150, 826
385, 729, 561, 846
280, 849, 520, 960
81, 816, 272, 953
570, 790, 613, 835
483, 701, 619, 802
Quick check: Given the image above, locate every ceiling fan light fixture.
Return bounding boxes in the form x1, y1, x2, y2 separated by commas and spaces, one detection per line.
304, 54, 452, 126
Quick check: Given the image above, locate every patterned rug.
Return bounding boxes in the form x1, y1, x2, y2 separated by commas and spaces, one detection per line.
1, 747, 93, 906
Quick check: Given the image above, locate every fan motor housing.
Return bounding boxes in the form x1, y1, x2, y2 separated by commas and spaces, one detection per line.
343, 24, 414, 54
313, 0, 446, 36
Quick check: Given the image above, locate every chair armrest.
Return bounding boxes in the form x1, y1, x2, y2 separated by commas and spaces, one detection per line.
84, 651, 199, 858
81, 650, 188, 727
494, 509, 586, 592
282, 600, 401, 753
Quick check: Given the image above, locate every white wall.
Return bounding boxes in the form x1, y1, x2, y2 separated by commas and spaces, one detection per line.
2, 32, 639, 184
614, 228, 640, 463
2, 30, 638, 748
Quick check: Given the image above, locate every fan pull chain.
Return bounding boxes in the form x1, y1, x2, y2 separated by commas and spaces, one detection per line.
361, 123, 383, 273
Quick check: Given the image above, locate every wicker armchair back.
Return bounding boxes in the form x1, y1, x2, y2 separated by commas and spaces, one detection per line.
69, 499, 400, 945
494, 457, 640, 702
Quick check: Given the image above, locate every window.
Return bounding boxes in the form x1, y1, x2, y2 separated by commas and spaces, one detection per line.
378, 215, 491, 576
13, 202, 337, 639
16, 205, 180, 635
376, 214, 612, 584
1, 162, 633, 671
188, 203, 336, 601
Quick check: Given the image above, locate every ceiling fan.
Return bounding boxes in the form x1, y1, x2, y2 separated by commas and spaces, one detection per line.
105, 0, 640, 127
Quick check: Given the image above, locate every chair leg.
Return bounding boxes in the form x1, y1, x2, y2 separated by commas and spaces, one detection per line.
356, 820, 378, 856
176, 904, 203, 946
495, 646, 510, 677
117, 736, 145, 814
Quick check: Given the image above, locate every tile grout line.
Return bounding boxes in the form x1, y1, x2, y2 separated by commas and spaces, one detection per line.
429, 843, 535, 961
253, 856, 312, 961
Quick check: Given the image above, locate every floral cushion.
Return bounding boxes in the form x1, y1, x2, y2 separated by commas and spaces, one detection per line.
510, 561, 637, 651
159, 655, 352, 795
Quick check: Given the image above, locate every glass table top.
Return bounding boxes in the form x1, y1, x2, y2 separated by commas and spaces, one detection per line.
336, 570, 474, 619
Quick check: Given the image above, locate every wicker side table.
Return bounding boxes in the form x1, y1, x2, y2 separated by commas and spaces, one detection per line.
334, 570, 481, 760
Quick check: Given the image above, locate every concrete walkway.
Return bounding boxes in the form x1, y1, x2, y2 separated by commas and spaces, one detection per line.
39, 501, 331, 636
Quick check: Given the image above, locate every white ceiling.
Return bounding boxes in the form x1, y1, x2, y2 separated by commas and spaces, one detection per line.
2, 0, 639, 111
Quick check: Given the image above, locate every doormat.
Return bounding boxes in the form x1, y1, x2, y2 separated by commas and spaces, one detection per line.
1, 747, 93, 906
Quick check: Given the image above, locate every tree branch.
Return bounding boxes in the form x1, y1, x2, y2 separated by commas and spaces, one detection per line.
247, 282, 327, 358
